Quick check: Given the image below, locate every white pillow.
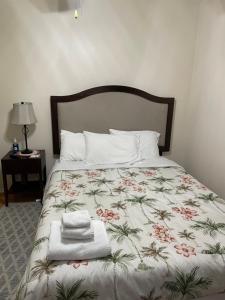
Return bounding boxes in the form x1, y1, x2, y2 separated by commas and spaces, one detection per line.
60, 130, 85, 161
109, 129, 160, 160
84, 131, 139, 165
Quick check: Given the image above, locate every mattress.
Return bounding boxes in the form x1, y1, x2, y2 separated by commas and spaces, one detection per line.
15, 158, 225, 300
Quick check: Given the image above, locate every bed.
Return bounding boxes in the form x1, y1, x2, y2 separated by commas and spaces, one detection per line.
15, 86, 225, 300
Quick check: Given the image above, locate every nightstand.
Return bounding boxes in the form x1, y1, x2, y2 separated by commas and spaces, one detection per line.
1, 150, 46, 206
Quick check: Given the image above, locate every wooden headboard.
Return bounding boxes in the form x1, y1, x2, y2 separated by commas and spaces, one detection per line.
50, 85, 175, 155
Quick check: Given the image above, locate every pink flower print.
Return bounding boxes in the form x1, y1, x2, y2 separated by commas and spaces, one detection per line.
68, 260, 88, 269
96, 208, 120, 223
172, 207, 198, 220
174, 243, 196, 257
65, 190, 79, 197
132, 185, 146, 193
143, 170, 156, 177
96, 208, 103, 216
183, 208, 198, 220
121, 178, 135, 187
85, 171, 101, 178
152, 224, 175, 243
181, 175, 195, 185
59, 181, 72, 191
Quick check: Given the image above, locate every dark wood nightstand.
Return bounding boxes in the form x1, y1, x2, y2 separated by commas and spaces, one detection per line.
1, 150, 46, 206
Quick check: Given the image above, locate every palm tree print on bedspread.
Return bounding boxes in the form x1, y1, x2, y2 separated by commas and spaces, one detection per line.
15, 165, 225, 299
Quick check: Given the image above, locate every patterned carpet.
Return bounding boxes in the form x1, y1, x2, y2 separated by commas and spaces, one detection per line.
0, 202, 42, 300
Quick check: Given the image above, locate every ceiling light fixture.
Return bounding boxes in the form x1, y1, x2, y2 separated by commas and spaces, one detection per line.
74, 0, 81, 19
74, 9, 79, 19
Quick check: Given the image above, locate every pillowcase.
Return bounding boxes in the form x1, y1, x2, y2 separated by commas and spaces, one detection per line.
60, 130, 85, 161
109, 129, 160, 160
84, 131, 139, 165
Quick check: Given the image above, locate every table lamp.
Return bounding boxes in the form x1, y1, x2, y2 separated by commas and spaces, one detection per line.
11, 102, 37, 154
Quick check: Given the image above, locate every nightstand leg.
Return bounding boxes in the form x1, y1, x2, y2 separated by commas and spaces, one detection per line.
2, 173, 8, 207
12, 174, 16, 185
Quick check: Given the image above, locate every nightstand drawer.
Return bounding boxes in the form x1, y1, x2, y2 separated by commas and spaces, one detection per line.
2, 159, 41, 174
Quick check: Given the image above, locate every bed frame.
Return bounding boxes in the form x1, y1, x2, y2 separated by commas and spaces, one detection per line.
50, 85, 175, 155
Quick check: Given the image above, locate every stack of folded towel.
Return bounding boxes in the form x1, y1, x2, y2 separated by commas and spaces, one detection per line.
47, 210, 111, 261
61, 210, 94, 240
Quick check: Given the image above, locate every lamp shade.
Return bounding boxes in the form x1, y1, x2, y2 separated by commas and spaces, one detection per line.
11, 102, 37, 125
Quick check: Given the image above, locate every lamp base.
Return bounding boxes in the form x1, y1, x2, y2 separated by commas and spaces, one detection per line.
21, 149, 33, 155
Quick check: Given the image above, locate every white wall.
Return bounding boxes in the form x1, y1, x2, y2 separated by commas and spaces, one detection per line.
185, 0, 225, 198
0, 0, 199, 187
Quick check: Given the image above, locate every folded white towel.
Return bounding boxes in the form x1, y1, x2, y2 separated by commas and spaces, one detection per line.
47, 220, 111, 260
62, 210, 91, 228
61, 223, 94, 240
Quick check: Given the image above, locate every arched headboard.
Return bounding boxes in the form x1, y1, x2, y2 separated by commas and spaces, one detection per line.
50, 85, 175, 155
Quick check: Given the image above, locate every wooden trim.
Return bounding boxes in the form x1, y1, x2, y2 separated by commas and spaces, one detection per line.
50, 85, 175, 155
51, 98, 60, 155
164, 97, 175, 152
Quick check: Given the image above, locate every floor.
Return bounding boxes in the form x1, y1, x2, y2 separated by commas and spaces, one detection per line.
0, 201, 42, 299
0, 192, 42, 299
0, 193, 40, 208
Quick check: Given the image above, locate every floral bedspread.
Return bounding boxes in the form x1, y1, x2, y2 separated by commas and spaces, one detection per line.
15, 166, 225, 300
